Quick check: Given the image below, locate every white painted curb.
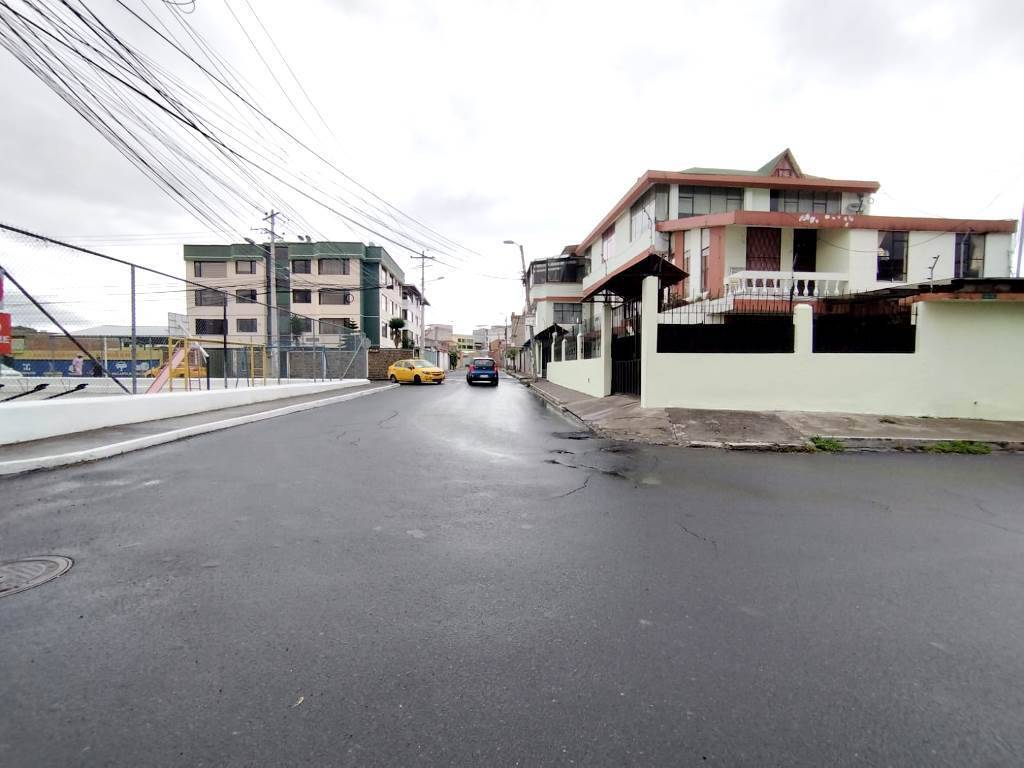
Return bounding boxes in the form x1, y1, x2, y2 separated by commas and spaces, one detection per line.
0, 384, 397, 476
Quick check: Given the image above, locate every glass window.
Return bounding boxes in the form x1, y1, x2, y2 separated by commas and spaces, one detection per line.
292, 289, 311, 303
678, 186, 744, 217
320, 289, 353, 305
877, 231, 909, 282
770, 189, 841, 214
292, 259, 311, 274
195, 318, 225, 334
700, 229, 710, 294
236, 318, 257, 333
291, 317, 312, 334
318, 258, 349, 275
630, 191, 653, 242
319, 317, 347, 334
235, 260, 256, 274
195, 288, 225, 306
553, 303, 582, 324
601, 226, 615, 262
193, 261, 226, 278
955, 233, 985, 278
235, 289, 257, 304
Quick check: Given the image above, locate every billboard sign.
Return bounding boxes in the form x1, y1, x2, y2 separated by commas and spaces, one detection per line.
0, 312, 11, 355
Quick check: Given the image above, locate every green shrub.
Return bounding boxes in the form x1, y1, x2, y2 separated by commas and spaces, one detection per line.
810, 436, 845, 453
924, 440, 991, 455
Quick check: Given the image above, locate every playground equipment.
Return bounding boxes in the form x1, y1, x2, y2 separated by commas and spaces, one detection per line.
144, 341, 208, 393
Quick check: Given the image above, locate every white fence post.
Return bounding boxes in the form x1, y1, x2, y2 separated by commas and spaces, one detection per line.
601, 302, 612, 396
640, 275, 659, 408
576, 332, 584, 361
794, 303, 813, 356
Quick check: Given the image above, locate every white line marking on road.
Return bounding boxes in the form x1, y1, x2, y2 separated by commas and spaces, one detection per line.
0, 385, 398, 476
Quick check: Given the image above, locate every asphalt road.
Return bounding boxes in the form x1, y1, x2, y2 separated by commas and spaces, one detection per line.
2, 374, 1024, 767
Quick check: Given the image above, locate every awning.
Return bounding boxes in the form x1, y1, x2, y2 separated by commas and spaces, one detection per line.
583, 252, 687, 300
533, 323, 573, 342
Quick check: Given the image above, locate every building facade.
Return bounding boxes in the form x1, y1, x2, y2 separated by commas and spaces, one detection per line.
401, 285, 428, 348
575, 149, 1015, 305
184, 241, 406, 348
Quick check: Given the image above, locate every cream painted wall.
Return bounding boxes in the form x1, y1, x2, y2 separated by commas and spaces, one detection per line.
744, 187, 770, 212
642, 300, 1024, 420
985, 233, 1013, 277
546, 357, 606, 398
814, 229, 849, 273
724, 226, 747, 277
581, 208, 651, 293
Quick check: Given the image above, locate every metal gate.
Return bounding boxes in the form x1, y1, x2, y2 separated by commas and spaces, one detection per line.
610, 299, 641, 396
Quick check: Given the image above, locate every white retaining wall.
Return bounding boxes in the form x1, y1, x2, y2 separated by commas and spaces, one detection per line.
0, 379, 370, 445
546, 357, 606, 398
640, 274, 1024, 419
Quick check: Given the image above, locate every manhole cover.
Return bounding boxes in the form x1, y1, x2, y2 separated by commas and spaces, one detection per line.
0, 556, 73, 598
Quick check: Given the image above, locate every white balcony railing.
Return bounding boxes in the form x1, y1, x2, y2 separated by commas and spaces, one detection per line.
726, 270, 849, 298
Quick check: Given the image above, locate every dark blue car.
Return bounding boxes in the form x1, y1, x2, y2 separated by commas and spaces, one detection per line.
466, 357, 499, 386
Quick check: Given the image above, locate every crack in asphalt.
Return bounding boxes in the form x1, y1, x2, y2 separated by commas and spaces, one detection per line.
377, 410, 399, 428
673, 519, 719, 556
554, 473, 592, 498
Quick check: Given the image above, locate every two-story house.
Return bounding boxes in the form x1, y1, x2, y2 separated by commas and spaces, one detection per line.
523, 248, 588, 375
575, 149, 1016, 308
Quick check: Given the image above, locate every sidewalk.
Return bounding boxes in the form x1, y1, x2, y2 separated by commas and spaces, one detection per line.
522, 379, 1024, 452
0, 382, 392, 475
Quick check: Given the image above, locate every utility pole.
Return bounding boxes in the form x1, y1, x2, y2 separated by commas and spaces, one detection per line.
263, 210, 280, 378
503, 240, 534, 376
409, 251, 436, 354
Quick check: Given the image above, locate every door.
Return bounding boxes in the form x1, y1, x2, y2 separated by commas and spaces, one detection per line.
745, 227, 782, 271
792, 229, 817, 272
610, 299, 641, 397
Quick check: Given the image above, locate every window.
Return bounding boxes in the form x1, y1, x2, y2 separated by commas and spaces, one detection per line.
382, 322, 388, 339
583, 246, 592, 277
877, 231, 909, 282
235, 260, 256, 274
700, 229, 711, 294
292, 289, 311, 303
195, 318, 225, 335
236, 289, 257, 303
291, 317, 312, 334
553, 302, 582, 324
292, 259, 311, 274
318, 258, 349, 275
195, 288, 226, 306
402, 309, 410, 320
769, 189, 841, 214
236, 318, 257, 333
193, 261, 226, 278
678, 186, 743, 217
955, 233, 985, 278
532, 264, 547, 285
630, 191, 653, 242
601, 225, 615, 262
319, 317, 347, 334
319, 289, 353, 305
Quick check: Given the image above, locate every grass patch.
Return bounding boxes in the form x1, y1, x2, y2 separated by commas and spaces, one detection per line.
810, 436, 845, 453
924, 440, 992, 455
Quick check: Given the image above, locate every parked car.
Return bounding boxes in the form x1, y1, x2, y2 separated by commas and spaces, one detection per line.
466, 357, 498, 386
388, 359, 446, 384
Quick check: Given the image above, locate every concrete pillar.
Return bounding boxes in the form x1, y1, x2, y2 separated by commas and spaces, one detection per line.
793, 303, 813, 355
576, 333, 584, 361
600, 302, 612, 396
640, 275, 659, 408
560, 337, 568, 362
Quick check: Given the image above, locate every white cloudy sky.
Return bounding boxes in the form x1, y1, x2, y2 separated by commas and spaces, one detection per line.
0, 0, 1021, 333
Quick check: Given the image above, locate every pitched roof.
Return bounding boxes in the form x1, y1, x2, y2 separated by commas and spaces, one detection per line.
681, 148, 808, 178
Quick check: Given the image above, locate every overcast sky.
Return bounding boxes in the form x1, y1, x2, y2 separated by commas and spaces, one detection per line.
1, 0, 1021, 333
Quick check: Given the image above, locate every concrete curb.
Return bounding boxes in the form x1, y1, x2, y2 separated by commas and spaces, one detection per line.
0, 384, 397, 477
520, 381, 593, 433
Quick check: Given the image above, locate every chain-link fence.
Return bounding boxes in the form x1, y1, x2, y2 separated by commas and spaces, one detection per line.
0, 224, 370, 401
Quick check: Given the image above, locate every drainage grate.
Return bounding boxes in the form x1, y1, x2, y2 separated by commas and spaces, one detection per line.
0, 556, 74, 598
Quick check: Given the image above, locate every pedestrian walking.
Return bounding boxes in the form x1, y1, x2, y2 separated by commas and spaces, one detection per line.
70, 354, 84, 376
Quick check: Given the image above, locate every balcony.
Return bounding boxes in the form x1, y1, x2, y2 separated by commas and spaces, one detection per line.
726, 270, 849, 298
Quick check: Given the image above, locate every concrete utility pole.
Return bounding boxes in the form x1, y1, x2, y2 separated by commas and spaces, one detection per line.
420, 251, 426, 351
503, 240, 533, 375
263, 210, 281, 378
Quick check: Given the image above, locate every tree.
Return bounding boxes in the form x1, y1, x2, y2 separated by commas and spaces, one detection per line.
388, 317, 406, 347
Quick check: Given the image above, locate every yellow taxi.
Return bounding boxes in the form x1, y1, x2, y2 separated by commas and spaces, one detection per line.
387, 358, 446, 385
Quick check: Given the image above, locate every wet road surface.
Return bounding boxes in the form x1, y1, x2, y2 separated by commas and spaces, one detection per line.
2, 375, 1023, 766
